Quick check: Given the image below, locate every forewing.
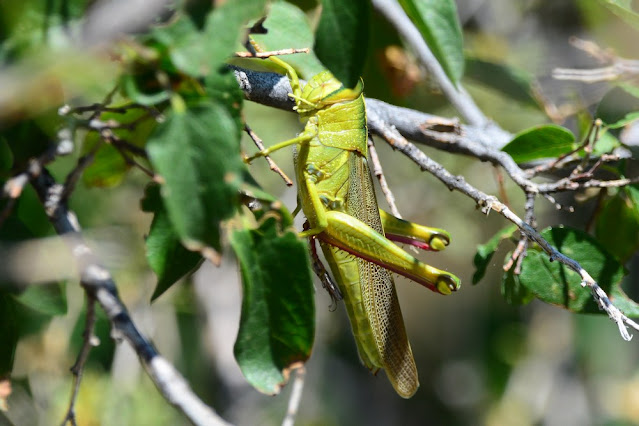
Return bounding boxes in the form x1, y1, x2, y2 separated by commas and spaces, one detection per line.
346, 153, 418, 398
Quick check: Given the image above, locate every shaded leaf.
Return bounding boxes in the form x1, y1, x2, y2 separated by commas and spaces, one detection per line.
518, 227, 639, 315
596, 86, 639, 128
595, 188, 639, 263
599, 0, 639, 29
83, 143, 129, 188
141, 184, 204, 301
398, 0, 464, 84
473, 225, 517, 284
501, 265, 534, 306
465, 57, 538, 108
502, 124, 576, 163
0, 294, 18, 375
250, 1, 326, 79
231, 217, 314, 395
147, 101, 244, 255
314, 0, 369, 88
13, 283, 66, 316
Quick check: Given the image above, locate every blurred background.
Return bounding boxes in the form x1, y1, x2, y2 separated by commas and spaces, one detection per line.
2, 1, 639, 425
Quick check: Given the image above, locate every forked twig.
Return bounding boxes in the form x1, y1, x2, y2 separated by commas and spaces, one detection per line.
244, 124, 293, 186
368, 136, 402, 218
60, 295, 98, 426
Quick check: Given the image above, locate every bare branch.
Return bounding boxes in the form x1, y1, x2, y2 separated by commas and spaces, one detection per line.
31, 169, 231, 426
367, 109, 639, 340
553, 38, 639, 83
368, 136, 402, 218
370, 0, 487, 127
60, 295, 98, 426
281, 367, 306, 426
235, 48, 310, 58
244, 124, 293, 186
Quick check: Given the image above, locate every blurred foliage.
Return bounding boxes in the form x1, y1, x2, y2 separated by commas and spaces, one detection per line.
1, 0, 639, 425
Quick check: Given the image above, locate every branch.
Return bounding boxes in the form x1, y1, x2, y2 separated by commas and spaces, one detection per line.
61, 295, 97, 426
366, 111, 639, 340
234, 66, 639, 339
370, 0, 511, 146
553, 37, 639, 83
30, 169, 231, 426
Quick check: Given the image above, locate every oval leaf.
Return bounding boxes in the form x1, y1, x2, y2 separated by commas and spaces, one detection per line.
231, 218, 315, 395
599, 0, 639, 29
314, 0, 369, 88
502, 124, 576, 163
518, 226, 639, 316
250, 1, 326, 79
465, 57, 538, 108
141, 184, 204, 301
147, 101, 244, 256
472, 225, 517, 284
398, 0, 464, 84
595, 187, 639, 263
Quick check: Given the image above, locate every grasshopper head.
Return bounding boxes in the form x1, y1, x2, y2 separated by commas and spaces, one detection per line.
297, 71, 363, 114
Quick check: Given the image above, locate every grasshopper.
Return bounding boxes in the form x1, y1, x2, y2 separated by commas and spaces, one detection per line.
246, 56, 461, 398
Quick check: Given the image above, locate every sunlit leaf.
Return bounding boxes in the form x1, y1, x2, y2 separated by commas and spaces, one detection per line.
518, 227, 639, 315
315, 0, 369, 88
250, 1, 326, 79
502, 124, 576, 163
231, 217, 314, 395
147, 101, 244, 255
398, 0, 464, 84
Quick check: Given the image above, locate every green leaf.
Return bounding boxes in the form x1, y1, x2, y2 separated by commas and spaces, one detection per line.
596, 86, 639, 128
0, 137, 13, 172
141, 184, 204, 301
598, 0, 639, 29
147, 101, 244, 255
465, 57, 538, 108
120, 73, 171, 107
596, 187, 639, 263
83, 143, 129, 187
501, 265, 534, 306
13, 283, 67, 316
203, 0, 267, 69
472, 225, 517, 284
502, 124, 576, 163
0, 293, 18, 375
231, 218, 315, 395
518, 227, 639, 315
397, 0, 464, 84
314, 0, 369, 88
250, 1, 326, 79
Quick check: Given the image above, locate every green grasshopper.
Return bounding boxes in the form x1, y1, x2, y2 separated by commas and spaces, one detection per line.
246, 56, 461, 398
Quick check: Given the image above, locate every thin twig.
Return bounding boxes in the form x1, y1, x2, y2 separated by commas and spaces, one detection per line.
31, 169, 231, 426
244, 124, 293, 186
60, 295, 98, 426
368, 136, 401, 218
235, 48, 310, 58
281, 367, 306, 426
367, 109, 639, 340
371, 0, 509, 142
0, 146, 59, 228
553, 38, 639, 83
